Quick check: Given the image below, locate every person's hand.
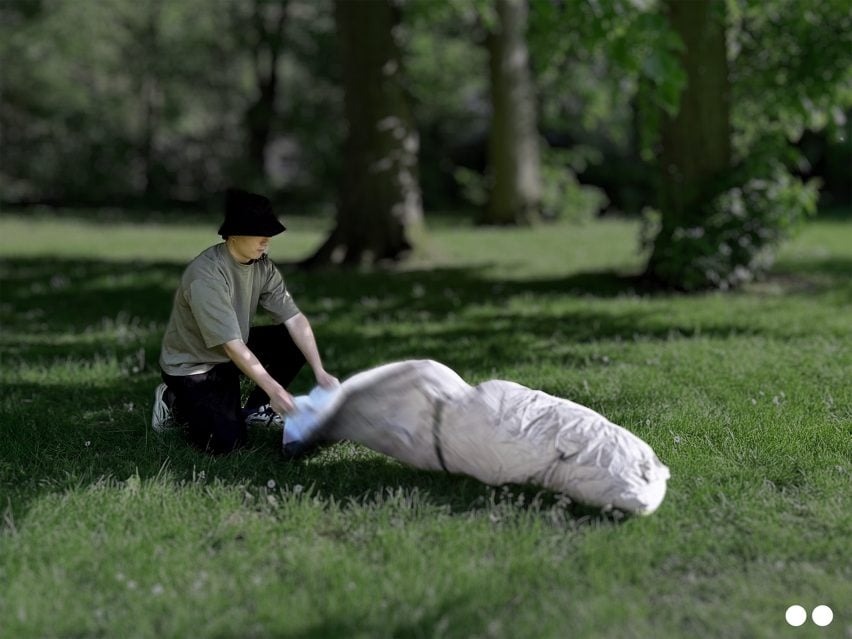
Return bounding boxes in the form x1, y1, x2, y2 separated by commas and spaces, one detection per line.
269, 388, 295, 415
314, 368, 339, 389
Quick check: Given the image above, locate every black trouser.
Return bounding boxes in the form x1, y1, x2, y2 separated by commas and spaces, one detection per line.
161, 324, 306, 454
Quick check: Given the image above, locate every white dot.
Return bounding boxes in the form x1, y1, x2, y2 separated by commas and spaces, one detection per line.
785, 605, 807, 627
812, 605, 833, 627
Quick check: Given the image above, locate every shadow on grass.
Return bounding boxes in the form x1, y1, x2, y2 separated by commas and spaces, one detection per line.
1, 252, 849, 524
765, 256, 852, 300
1, 378, 611, 530
3, 253, 848, 362
283, 595, 479, 639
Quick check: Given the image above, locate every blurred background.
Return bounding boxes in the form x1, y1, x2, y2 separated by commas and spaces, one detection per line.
1, 0, 850, 289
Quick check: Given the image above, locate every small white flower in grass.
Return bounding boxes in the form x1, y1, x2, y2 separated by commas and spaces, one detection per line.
151, 584, 164, 596
126, 580, 137, 590
674, 435, 682, 444
85, 441, 91, 448
750, 398, 757, 405
124, 402, 134, 412
115, 572, 125, 582
267, 479, 276, 490
293, 484, 303, 495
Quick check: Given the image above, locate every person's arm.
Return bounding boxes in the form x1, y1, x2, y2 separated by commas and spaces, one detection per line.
284, 312, 338, 388
222, 338, 295, 414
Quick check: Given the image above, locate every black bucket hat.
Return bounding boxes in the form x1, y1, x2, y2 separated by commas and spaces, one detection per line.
218, 188, 286, 238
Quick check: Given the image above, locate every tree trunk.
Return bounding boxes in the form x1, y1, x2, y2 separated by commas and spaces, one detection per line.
243, 0, 287, 182
304, 0, 423, 266
646, 0, 731, 283
481, 0, 541, 226
131, 0, 163, 199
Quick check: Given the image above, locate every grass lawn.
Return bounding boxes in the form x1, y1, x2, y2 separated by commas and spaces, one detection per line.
0, 210, 849, 638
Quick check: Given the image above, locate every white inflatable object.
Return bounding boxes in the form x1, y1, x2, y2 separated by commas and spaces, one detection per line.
284, 360, 670, 515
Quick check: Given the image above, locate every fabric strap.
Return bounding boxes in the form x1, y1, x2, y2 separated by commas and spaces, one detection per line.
431, 398, 449, 473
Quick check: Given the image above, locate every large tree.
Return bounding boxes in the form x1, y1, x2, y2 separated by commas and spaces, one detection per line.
641, 0, 843, 290
304, 0, 423, 266
482, 0, 542, 225
645, 0, 732, 286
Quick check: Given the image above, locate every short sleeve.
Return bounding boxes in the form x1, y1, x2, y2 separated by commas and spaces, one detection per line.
259, 263, 300, 323
188, 278, 243, 347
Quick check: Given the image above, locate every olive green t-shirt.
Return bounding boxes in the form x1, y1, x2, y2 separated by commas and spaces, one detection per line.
159, 243, 300, 376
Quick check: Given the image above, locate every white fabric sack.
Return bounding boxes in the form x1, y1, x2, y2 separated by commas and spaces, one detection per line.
282, 385, 343, 445
284, 359, 670, 515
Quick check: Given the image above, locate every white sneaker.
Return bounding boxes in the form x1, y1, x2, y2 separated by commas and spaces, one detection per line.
244, 404, 284, 429
151, 383, 175, 432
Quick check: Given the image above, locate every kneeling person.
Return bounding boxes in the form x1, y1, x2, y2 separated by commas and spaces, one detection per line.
151, 188, 337, 453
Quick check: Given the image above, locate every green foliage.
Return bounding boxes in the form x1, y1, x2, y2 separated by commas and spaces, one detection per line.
539, 147, 609, 222
641, 0, 849, 290
530, 0, 686, 158
646, 154, 820, 290
0, 0, 341, 205
403, 24, 488, 131
402, 10, 489, 207
259, 1, 344, 201
452, 145, 609, 224
529, 0, 851, 165
0, 0, 245, 202
453, 166, 489, 208
729, 0, 852, 153
0, 0, 848, 226
406, 0, 626, 217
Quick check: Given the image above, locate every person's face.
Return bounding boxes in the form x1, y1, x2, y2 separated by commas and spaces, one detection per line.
228, 235, 271, 262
